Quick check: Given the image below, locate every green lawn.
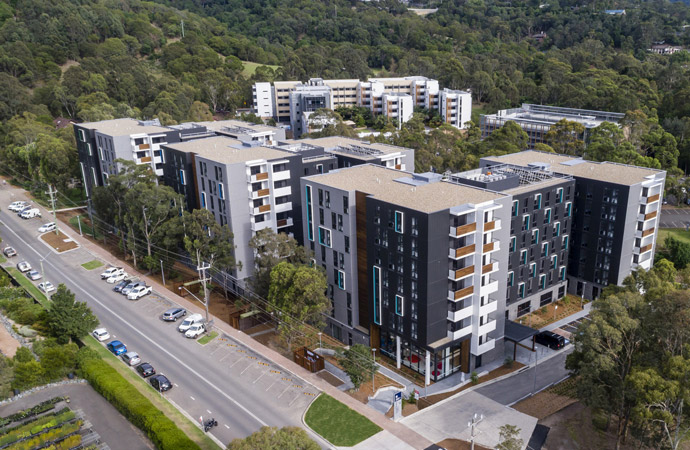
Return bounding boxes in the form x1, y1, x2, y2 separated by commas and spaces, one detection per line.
68, 214, 104, 239
0, 255, 5, 264
6, 266, 50, 307
197, 331, 218, 345
81, 260, 103, 271
241, 61, 280, 77
304, 394, 381, 446
658, 228, 690, 246
84, 338, 221, 450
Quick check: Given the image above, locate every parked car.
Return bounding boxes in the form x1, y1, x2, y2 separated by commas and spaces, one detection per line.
106, 272, 128, 284
136, 362, 155, 378
149, 374, 172, 392
178, 313, 203, 332
16, 261, 32, 273
38, 222, 56, 233
162, 308, 186, 322
92, 328, 110, 341
107, 340, 127, 355
185, 323, 206, 339
38, 281, 56, 293
17, 205, 32, 215
8, 201, 27, 212
27, 270, 42, 281
535, 331, 566, 350
113, 280, 129, 293
20, 208, 41, 219
127, 285, 152, 300
121, 281, 143, 296
121, 351, 141, 366
100, 267, 124, 280
3, 247, 17, 257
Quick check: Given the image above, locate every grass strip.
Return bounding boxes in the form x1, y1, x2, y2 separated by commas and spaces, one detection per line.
6, 266, 50, 307
197, 331, 218, 345
0, 255, 6, 264
81, 260, 103, 271
304, 394, 381, 446
84, 338, 221, 450
658, 228, 690, 246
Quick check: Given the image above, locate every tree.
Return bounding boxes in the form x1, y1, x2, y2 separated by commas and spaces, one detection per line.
337, 344, 377, 390
545, 119, 586, 155
227, 426, 319, 450
480, 121, 529, 156
664, 236, 690, 269
182, 208, 236, 272
47, 284, 99, 344
248, 229, 310, 298
187, 100, 213, 122
496, 424, 523, 450
125, 183, 183, 258
267, 262, 330, 351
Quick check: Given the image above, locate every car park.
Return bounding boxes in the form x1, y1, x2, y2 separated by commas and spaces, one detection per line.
3, 247, 17, 257
535, 330, 567, 350
106, 272, 128, 284
100, 267, 124, 280
8, 201, 27, 212
38, 222, 56, 233
92, 328, 110, 341
113, 280, 129, 293
27, 270, 42, 281
178, 313, 203, 332
17, 206, 32, 215
185, 323, 206, 339
107, 340, 127, 355
121, 351, 141, 366
149, 374, 172, 392
136, 362, 155, 378
121, 281, 143, 296
127, 285, 152, 300
38, 281, 56, 293
162, 308, 186, 322
20, 208, 41, 219
17, 261, 32, 273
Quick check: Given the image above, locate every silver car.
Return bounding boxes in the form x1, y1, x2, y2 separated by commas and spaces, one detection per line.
162, 308, 186, 322
121, 351, 141, 366
27, 270, 42, 281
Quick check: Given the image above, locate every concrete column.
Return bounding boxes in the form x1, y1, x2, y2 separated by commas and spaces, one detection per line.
396, 335, 401, 369
425, 350, 431, 386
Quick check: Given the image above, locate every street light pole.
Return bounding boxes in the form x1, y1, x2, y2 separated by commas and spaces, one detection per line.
468, 413, 484, 450
160, 259, 165, 286
533, 346, 539, 395
581, 281, 586, 309
372, 348, 376, 392
318, 332, 322, 350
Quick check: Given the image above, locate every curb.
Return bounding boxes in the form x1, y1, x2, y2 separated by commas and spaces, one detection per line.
300, 393, 337, 450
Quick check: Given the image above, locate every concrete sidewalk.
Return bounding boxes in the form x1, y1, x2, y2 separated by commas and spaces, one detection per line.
540, 302, 591, 332
59, 217, 431, 450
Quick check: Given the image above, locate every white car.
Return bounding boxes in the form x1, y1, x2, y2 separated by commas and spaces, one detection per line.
20, 208, 41, 219
121, 351, 141, 366
92, 328, 110, 341
38, 222, 56, 233
106, 272, 128, 284
38, 282, 56, 293
185, 323, 206, 339
127, 285, 152, 300
17, 261, 32, 273
100, 267, 124, 280
27, 270, 42, 281
8, 201, 27, 212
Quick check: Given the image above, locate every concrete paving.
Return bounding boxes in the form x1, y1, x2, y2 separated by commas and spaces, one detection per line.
659, 207, 690, 229
341, 430, 416, 450
401, 391, 537, 449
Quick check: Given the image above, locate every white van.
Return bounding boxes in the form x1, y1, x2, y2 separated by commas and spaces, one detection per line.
20, 208, 41, 219
178, 313, 203, 333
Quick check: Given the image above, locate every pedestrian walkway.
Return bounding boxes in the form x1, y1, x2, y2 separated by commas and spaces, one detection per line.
324, 361, 354, 391
540, 302, 591, 332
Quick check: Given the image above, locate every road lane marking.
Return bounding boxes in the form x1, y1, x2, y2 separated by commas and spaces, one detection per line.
229, 358, 244, 368
266, 379, 279, 391
224, 424, 230, 429
190, 396, 195, 400
277, 385, 291, 398
0, 218, 270, 428
241, 364, 253, 375
253, 372, 266, 384
207, 409, 212, 414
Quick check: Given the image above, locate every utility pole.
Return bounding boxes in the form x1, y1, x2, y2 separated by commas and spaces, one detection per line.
46, 184, 59, 235
181, 20, 185, 38
197, 262, 211, 323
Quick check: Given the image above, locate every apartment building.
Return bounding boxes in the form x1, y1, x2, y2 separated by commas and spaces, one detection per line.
480, 104, 625, 147
301, 164, 510, 382
481, 151, 665, 300
451, 166, 575, 319
253, 76, 472, 137
295, 136, 415, 171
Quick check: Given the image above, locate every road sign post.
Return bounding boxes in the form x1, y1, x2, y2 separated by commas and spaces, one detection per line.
393, 391, 402, 421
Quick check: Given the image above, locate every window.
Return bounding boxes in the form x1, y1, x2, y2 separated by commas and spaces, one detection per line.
565, 202, 572, 217
552, 254, 558, 269
512, 200, 519, 216
343, 196, 349, 214
373, 266, 382, 325
532, 229, 539, 245
508, 271, 514, 287
539, 274, 546, 289
545, 208, 552, 224
520, 249, 527, 264
394, 211, 404, 233
218, 183, 224, 200
344, 236, 350, 253
534, 193, 542, 209
201, 192, 207, 209
316, 164, 323, 174
305, 186, 314, 241
395, 295, 404, 316
318, 227, 332, 247
557, 188, 564, 203
337, 214, 343, 231
518, 283, 526, 299
510, 236, 516, 252
339, 253, 344, 269
560, 266, 567, 280
331, 212, 336, 228
563, 235, 569, 250
325, 190, 330, 208
78, 129, 86, 142
523, 214, 530, 231
337, 270, 345, 290
554, 222, 561, 237
99, 147, 104, 161
179, 170, 186, 185
318, 189, 323, 206
333, 250, 338, 265
530, 262, 536, 278
543, 242, 549, 256
86, 143, 92, 156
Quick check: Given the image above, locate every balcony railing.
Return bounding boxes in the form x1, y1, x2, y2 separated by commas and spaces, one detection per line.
448, 324, 472, 341
644, 210, 658, 221
447, 305, 473, 322
484, 219, 500, 232
449, 266, 474, 281
451, 244, 475, 259
644, 193, 660, 204
642, 227, 655, 237
449, 286, 473, 301
640, 243, 653, 253
481, 262, 497, 274
450, 222, 476, 238
483, 241, 499, 253
139, 156, 152, 163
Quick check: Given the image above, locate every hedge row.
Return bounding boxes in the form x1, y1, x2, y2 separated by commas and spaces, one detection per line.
80, 358, 199, 450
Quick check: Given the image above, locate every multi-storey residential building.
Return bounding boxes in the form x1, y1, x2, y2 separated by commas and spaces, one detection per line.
479, 104, 625, 147
296, 137, 415, 171
253, 76, 472, 137
481, 151, 665, 300
301, 164, 510, 382
451, 165, 575, 319
193, 119, 286, 146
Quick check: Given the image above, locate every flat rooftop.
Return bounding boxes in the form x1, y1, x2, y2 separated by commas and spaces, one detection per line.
305, 165, 504, 213
298, 137, 411, 157
484, 104, 625, 129
194, 119, 276, 135
79, 118, 171, 136
164, 136, 293, 165
483, 151, 664, 186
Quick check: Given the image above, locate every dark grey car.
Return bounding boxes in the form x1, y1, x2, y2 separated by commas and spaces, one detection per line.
113, 280, 129, 293
162, 308, 186, 322
121, 281, 142, 296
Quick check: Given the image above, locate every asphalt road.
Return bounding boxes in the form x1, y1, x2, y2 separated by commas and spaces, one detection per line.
659, 208, 690, 229
0, 188, 323, 447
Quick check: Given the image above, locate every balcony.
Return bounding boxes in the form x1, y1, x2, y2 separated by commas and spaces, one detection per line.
639, 210, 658, 221
139, 156, 152, 163
277, 217, 294, 228
273, 186, 292, 198
250, 172, 269, 182
472, 338, 495, 355
478, 320, 497, 337
450, 222, 476, 238
450, 244, 475, 260
640, 243, 653, 254
448, 286, 473, 301
272, 170, 290, 182
479, 299, 498, 316
449, 266, 474, 281
643, 193, 660, 204
252, 204, 271, 215
138, 143, 150, 150
250, 220, 273, 232
448, 305, 473, 322
250, 188, 270, 200
448, 324, 472, 341
483, 241, 499, 254
481, 262, 498, 275
479, 279, 498, 296
275, 201, 293, 213
484, 219, 500, 232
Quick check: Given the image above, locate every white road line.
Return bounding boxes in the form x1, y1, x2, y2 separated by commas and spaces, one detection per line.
174, 383, 179, 387
253, 372, 266, 384
0, 218, 269, 428
190, 396, 195, 401
266, 379, 279, 392
240, 364, 253, 375
288, 393, 300, 407
229, 358, 244, 368
207, 409, 212, 414
224, 424, 230, 429
277, 385, 291, 399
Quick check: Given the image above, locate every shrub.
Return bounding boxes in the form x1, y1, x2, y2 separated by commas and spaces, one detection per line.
592, 409, 609, 431
504, 357, 514, 368
471, 371, 479, 385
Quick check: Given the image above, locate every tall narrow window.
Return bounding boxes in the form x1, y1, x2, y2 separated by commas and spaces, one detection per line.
337, 270, 345, 290
557, 188, 564, 203
201, 192, 207, 209
78, 129, 86, 142
510, 236, 516, 252
305, 186, 314, 241
373, 266, 382, 325
534, 194, 542, 209
508, 271, 514, 286
554, 222, 561, 236
180, 170, 186, 185
545, 208, 552, 224
539, 274, 546, 289
218, 183, 224, 200
512, 200, 519, 217
521, 249, 527, 264
395, 295, 404, 316
523, 214, 530, 231
563, 235, 569, 250
530, 262, 536, 278
565, 202, 572, 217
394, 211, 404, 233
